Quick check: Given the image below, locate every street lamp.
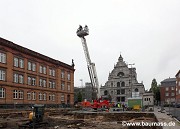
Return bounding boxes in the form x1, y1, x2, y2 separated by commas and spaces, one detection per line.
128, 63, 135, 98
79, 79, 83, 88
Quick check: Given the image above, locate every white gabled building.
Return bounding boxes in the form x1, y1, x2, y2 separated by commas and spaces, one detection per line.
100, 54, 145, 103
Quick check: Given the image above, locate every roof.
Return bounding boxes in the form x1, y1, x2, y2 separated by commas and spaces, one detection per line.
161, 78, 176, 83
160, 78, 176, 87
175, 70, 180, 77
0, 37, 75, 70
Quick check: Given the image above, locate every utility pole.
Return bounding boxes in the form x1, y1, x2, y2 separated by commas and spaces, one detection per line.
128, 63, 135, 98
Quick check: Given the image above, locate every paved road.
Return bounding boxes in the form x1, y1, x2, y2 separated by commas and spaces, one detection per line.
164, 107, 180, 120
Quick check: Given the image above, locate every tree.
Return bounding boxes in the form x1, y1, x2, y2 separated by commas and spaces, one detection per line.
77, 92, 82, 102
150, 78, 157, 93
149, 78, 160, 105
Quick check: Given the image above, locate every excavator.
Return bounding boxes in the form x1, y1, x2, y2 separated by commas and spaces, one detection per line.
18, 104, 48, 129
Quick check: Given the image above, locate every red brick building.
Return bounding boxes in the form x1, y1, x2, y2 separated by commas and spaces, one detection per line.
160, 78, 176, 104
176, 70, 180, 103
0, 37, 75, 108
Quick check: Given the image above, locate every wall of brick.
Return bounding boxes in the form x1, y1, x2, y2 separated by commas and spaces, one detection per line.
0, 38, 75, 106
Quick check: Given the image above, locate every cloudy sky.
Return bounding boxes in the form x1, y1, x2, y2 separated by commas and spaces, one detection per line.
0, 0, 180, 90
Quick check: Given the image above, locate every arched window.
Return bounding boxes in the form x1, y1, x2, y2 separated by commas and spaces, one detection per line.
117, 72, 124, 77
104, 90, 108, 95
135, 88, 138, 92
111, 82, 113, 87
121, 89, 125, 94
117, 90, 120, 95
117, 82, 120, 87
121, 81, 125, 87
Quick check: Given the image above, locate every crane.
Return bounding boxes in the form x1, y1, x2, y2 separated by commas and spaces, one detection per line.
76, 25, 100, 100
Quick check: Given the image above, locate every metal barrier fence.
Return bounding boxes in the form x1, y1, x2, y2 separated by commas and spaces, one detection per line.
164, 105, 180, 121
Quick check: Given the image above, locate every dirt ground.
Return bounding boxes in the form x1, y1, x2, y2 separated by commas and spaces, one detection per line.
0, 109, 161, 129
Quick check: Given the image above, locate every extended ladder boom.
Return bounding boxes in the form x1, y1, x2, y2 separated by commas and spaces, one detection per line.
76, 25, 100, 99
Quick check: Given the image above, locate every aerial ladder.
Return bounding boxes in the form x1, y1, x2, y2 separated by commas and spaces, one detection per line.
76, 25, 100, 100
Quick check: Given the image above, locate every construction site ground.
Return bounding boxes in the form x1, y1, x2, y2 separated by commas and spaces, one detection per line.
0, 107, 179, 129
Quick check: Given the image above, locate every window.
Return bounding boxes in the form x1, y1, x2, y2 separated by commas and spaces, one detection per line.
52, 94, 55, 101
52, 70, 55, 76
165, 87, 169, 91
28, 76, 36, 86
165, 93, 169, 96
117, 90, 120, 95
14, 58, 18, 67
171, 92, 175, 96
19, 59, 24, 68
39, 66, 43, 73
27, 92, 31, 100
19, 75, 23, 84
49, 68, 55, 76
39, 78, 46, 87
14, 57, 24, 68
135, 88, 139, 92
13, 73, 24, 84
179, 81, 180, 86
121, 89, 125, 94
117, 72, 124, 77
121, 82, 125, 87
61, 82, 65, 90
32, 63, 36, 71
61, 70, 65, 79
61, 94, 64, 101
49, 80, 56, 88
104, 90, 108, 95
40, 66, 46, 74
117, 82, 120, 87
28, 61, 36, 71
13, 90, 18, 99
49, 94, 55, 101
43, 93, 46, 100
67, 73, 71, 80
171, 87, 175, 90
0, 69, 5, 81
39, 78, 43, 86
13, 90, 23, 99
0, 52, 6, 63
43, 80, 46, 87
14, 73, 18, 83
28, 62, 31, 70
39, 93, 43, 100
52, 81, 55, 88
67, 84, 71, 91
32, 78, 36, 85
32, 92, 36, 100
0, 88, 5, 98
19, 90, 23, 99
43, 67, 46, 74
49, 69, 52, 76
